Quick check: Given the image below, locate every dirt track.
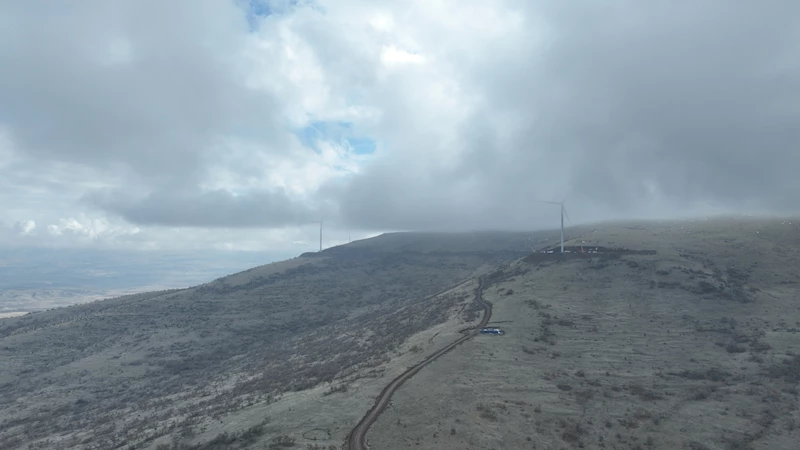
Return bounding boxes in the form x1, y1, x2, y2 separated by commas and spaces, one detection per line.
345, 277, 491, 450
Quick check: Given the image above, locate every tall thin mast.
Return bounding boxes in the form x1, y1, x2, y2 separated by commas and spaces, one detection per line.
560, 205, 565, 254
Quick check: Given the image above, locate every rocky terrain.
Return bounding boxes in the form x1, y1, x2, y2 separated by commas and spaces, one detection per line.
368, 217, 800, 450
0, 231, 547, 449
3, 218, 799, 450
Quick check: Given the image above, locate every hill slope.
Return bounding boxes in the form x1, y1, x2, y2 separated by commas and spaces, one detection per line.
367, 217, 800, 449
0, 230, 551, 450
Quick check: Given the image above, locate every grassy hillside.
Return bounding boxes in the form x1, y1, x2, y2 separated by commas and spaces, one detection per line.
367, 217, 800, 450
0, 230, 551, 450
8, 218, 795, 450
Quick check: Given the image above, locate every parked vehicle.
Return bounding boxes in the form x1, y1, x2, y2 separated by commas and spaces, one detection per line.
479, 328, 505, 335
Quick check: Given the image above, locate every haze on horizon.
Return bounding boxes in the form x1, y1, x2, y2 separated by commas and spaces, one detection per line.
1, 0, 799, 256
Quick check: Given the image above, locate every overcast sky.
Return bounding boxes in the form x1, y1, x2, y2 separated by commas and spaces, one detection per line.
2, 0, 799, 253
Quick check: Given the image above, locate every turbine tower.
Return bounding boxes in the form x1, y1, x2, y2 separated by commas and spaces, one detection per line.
538, 199, 571, 253
307, 219, 324, 252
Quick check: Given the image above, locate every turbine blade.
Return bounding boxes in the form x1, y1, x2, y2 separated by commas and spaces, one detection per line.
563, 205, 572, 225
536, 200, 561, 205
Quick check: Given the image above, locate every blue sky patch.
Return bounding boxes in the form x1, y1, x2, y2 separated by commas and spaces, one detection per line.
295, 121, 376, 156
241, 0, 323, 31
241, 0, 291, 30
345, 137, 377, 155
248, 0, 274, 17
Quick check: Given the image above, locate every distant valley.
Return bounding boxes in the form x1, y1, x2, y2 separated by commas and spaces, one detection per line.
0, 248, 293, 314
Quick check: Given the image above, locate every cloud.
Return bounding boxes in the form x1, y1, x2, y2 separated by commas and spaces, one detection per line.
0, 0, 284, 188
14, 220, 36, 235
1, 0, 799, 252
380, 45, 424, 66
316, 0, 800, 230
84, 188, 326, 228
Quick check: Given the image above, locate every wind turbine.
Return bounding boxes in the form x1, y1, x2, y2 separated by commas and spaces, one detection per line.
538, 199, 571, 253
306, 219, 324, 252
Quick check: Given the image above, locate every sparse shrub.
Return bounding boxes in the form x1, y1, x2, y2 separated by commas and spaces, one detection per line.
526, 299, 543, 309
522, 346, 539, 355
559, 419, 585, 443
476, 404, 498, 421
323, 384, 348, 396
574, 389, 594, 405
180, 425, 196, 438
627, 384, 663, 401
689, 385, 718, 401
726, 343, 747, 353
239, 423, 266, 444
270, 435, 296, 448
750, 340, 771, 353
697, 281, 717, 294
764, 355, 800, 383
204, 431, 237, 449
537, 324, 557, 345
673, 367, 730, 382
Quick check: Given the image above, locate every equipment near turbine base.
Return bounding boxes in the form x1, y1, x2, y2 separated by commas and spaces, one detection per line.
479, 328, 505, 335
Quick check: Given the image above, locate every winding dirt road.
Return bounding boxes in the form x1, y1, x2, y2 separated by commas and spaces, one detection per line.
345, 277, 491, 450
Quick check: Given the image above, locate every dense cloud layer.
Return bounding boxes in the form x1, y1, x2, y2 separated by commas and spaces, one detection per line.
85, 188, 325, 228
1, 0, 799, 249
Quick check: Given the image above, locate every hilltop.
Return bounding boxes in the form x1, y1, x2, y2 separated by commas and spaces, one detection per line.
366, 217, 800, 449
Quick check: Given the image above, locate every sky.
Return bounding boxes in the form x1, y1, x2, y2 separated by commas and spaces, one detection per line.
1, 0, 800, 254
